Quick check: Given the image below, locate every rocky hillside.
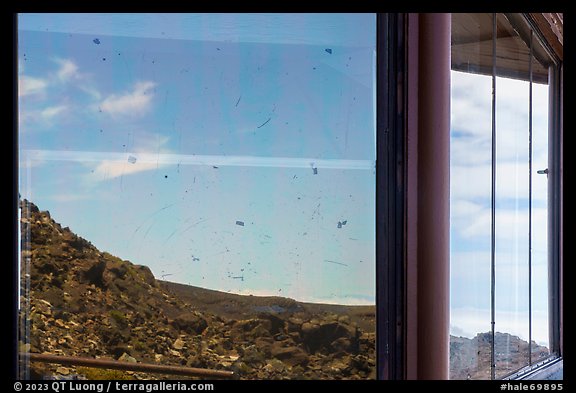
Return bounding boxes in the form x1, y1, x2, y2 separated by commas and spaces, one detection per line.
450, 332, 550, 380
18, 199, 376, 380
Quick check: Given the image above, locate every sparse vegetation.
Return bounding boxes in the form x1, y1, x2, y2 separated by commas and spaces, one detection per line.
109, 310, 128, 327
77, 367, 133, 380
133, 340, 147, 352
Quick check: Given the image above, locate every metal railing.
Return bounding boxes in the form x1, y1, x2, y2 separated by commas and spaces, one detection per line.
21, 353, 235, 379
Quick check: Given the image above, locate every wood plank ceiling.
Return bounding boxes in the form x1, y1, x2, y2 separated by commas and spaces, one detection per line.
451, 13, 562, 84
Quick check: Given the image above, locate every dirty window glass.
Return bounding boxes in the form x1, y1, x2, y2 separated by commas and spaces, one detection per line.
18, 13, 376, 380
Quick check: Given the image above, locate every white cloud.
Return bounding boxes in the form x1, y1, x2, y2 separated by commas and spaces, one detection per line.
49, 193, 92, 203
87, 133, 171, 182
451, 71, 549, 168
19, 58, 83, 98
451, 163, 548, 202
451, 307, 549, 346
100, 81, 157, 116
451, 199, 484, 218
19, 104, 68, 126
19, 76, 48, 97
91, 160, 160, 182
54, 58, 80, 82
40, 105, 67, 119
78, 84, 102, 101
450, 324, 470, 338
451, 71, 492, 137
53, 58, 106, 103
457, 207, 547, 249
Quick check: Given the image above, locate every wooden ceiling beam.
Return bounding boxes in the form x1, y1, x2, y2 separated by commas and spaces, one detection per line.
528, 13, 563, 61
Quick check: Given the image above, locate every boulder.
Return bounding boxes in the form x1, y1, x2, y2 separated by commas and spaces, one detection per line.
257, 313, 285, 335
118, 352, 137, 363
240, 345, 266, 367
235, 318, 270, 333
271, 344, 309, 367
301, 321, 354, 353
264, 359, 286, 373
80, 260, 107, 289
350, 355, 373, 372
134, 265, 157, 287
171, 313, 208, 335
331, 337, 352, 353
173, 338, 186, 350
56, 367, 70, 375
286, 317, 304, 333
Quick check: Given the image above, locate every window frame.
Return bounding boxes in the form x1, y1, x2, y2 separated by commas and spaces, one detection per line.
376, 12, 407, 380
544, 49, 562, 362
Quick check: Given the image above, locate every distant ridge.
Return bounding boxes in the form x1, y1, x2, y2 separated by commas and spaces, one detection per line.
450, 332, 549, 379
159, 280, 376, 333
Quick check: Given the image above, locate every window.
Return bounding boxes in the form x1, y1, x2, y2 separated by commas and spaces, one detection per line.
17, 13, 379, 380
450, 13, 560, 379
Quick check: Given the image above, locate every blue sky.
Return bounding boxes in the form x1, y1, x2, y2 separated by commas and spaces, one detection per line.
18, 13, 376, 306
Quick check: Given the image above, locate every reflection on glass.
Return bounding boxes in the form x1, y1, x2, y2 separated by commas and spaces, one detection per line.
529, 57, 550, 362
494, 15, 529, 379
450, 12, 495, 380
18, 13, 376, 380
450, 13, 550, 380
449, 69, 494, 380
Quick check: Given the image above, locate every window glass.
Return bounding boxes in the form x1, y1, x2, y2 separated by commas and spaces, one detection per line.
529, 52, 550, 365
18, 13, 377, 380
450, 13, 494, 380
450, 13, 550, 380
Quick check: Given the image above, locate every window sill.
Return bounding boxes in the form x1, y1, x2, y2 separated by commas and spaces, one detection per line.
502, 356, 563, 380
